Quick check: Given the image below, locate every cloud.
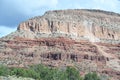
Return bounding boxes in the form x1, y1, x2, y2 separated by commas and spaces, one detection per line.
55, 0, 120, 13
0, 0, 58, 27
0, 26, 16, 37
90, 0, 120, 11
59, 0, 120, 14
7, 0, 58, 15
1, 0, 58, 15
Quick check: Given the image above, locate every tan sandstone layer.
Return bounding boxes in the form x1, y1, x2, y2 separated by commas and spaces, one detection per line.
17, 9, 120, 42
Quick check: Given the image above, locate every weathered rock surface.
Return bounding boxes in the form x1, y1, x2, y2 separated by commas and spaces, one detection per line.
17, 9, 120, 42
0, 9, 120, 80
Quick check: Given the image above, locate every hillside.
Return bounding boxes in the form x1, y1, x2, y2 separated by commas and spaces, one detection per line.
0, 9, 120, 80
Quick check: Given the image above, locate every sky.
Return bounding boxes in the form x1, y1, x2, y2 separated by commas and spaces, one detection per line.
0, 0, 120, 37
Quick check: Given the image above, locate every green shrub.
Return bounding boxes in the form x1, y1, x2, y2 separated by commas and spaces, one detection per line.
0, 64, 102, 80
66, 66, 83, 80
0, 65, 9, 76
9, 67, 40, 79
84, 72, 100, 80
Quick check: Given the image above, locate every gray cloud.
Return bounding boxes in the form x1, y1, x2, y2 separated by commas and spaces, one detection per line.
0, 0, 58, 27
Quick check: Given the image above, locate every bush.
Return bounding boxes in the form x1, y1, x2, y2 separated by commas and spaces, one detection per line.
0, 65, 9, 76
9, 67, 40, 79
66, 66, 83, 80
0, 64, 102, 80
84, 72, 100, 80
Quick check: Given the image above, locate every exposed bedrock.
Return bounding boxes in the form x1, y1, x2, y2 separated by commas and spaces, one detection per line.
17, 9, 120, 42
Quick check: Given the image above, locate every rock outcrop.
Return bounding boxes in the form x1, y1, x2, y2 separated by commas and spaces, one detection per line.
0, 9, 120, 80
17, 9, 120, 42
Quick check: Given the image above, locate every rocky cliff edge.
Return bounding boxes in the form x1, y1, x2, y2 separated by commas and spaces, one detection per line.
2, 9, 120, 43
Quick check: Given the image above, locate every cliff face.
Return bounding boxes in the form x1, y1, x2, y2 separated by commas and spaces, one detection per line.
0, 9, 120, 80
17, 9, 120, 42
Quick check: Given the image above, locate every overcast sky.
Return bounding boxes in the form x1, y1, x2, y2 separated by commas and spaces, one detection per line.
0, 0, 120, 37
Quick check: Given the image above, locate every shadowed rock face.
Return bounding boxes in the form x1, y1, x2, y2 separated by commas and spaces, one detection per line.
0, 9, 120, 80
